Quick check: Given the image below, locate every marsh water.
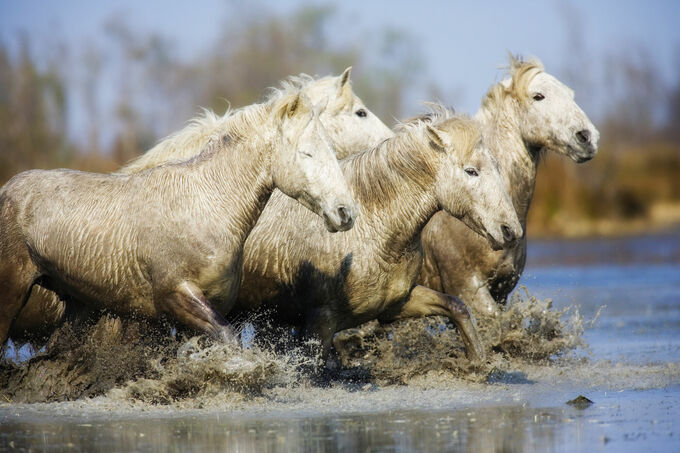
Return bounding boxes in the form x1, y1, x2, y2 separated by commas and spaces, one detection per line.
1, 231, 679, 452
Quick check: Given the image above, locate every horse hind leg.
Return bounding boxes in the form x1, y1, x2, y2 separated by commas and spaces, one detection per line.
0, 249, 40, 348
10, 285, 66, 345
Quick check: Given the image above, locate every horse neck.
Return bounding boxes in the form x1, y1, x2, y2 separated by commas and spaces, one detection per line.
167, 112, 277, 246
475, 99, 538, 227
345, 133, 439, 257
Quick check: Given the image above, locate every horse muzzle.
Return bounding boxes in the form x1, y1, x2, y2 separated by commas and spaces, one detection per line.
323, 203, 358, 232
570, 127, 600, 163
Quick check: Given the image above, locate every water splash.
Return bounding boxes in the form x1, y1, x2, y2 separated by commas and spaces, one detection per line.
332, 286, 588, 384
1, 288, 590, 405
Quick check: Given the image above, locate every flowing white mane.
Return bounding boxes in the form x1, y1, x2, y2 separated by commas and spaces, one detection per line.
482, 55, 545, 110
346, 105, 479, 208
120, 73, 338, 174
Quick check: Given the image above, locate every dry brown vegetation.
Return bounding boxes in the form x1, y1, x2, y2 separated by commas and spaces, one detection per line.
530, 141, 680, 237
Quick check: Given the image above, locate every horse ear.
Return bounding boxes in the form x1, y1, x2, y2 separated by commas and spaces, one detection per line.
426, 125, 446, 152
335, 66, 353, 108
296, 93, 313, 117
339, 66, 352, 88
282, 93, 313, 120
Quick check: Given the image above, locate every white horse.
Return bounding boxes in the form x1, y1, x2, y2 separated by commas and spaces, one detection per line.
0, 86, 357, 347
418, 56, 599, 315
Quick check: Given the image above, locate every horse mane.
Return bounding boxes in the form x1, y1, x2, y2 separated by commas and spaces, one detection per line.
401, 102, 457, 125
263, 73, 338, 103
478, 55, 548, 163
120, 73, 335, 174
481, 54, 544, 112
345, 105, 479, 209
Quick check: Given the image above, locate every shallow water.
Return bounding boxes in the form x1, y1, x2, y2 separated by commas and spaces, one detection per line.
2, 386, 678, 452
525, 231, 680, 366
2, 231, 680, 452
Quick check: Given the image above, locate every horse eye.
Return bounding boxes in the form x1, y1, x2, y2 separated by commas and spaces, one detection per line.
533, 93, 545, 101
465, 168, 479, 177
355, 109, 367, 118
299, 150, 313, 158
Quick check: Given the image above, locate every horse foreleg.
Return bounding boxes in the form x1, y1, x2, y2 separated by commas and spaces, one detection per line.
467, 282, 500, 317
160, 281, 237, 344
382, 285, 485, 362
418, 247, 444, 293
441, 270, 499, 317
304, 306, 337, 365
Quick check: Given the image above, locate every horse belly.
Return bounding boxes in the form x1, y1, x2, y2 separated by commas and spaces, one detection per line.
45, 260, 152, 315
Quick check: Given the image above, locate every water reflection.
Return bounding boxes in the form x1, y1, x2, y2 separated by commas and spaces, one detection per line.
0, 405, 572, 452
5, 394, 668, 453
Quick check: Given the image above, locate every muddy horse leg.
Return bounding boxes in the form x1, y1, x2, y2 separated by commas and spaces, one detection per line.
0, 257, 39, 348
382, 285, 485, 362
159, 281, 237, 344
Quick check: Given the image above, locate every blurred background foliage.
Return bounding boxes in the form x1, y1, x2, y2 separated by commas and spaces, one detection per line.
1, 4, 679, 237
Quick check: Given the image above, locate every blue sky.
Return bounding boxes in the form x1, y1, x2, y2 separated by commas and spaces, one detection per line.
2, 0, 679, 135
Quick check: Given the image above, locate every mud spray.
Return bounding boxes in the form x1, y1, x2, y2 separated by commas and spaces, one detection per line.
0, 287, 590, 408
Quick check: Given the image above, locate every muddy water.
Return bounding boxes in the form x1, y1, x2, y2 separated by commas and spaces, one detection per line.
1, 231, 680, 452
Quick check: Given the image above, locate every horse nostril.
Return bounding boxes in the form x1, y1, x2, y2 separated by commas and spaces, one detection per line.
338, 206, 350, 225
576, 129, 591, 144
501, 224, 515, 243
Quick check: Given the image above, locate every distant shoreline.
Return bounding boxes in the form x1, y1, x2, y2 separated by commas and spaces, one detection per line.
527, 201, 680, 240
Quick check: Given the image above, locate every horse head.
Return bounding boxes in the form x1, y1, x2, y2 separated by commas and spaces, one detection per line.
503, 56, 599, 163
426, 113, 523, 250
271, 92, 358, 233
